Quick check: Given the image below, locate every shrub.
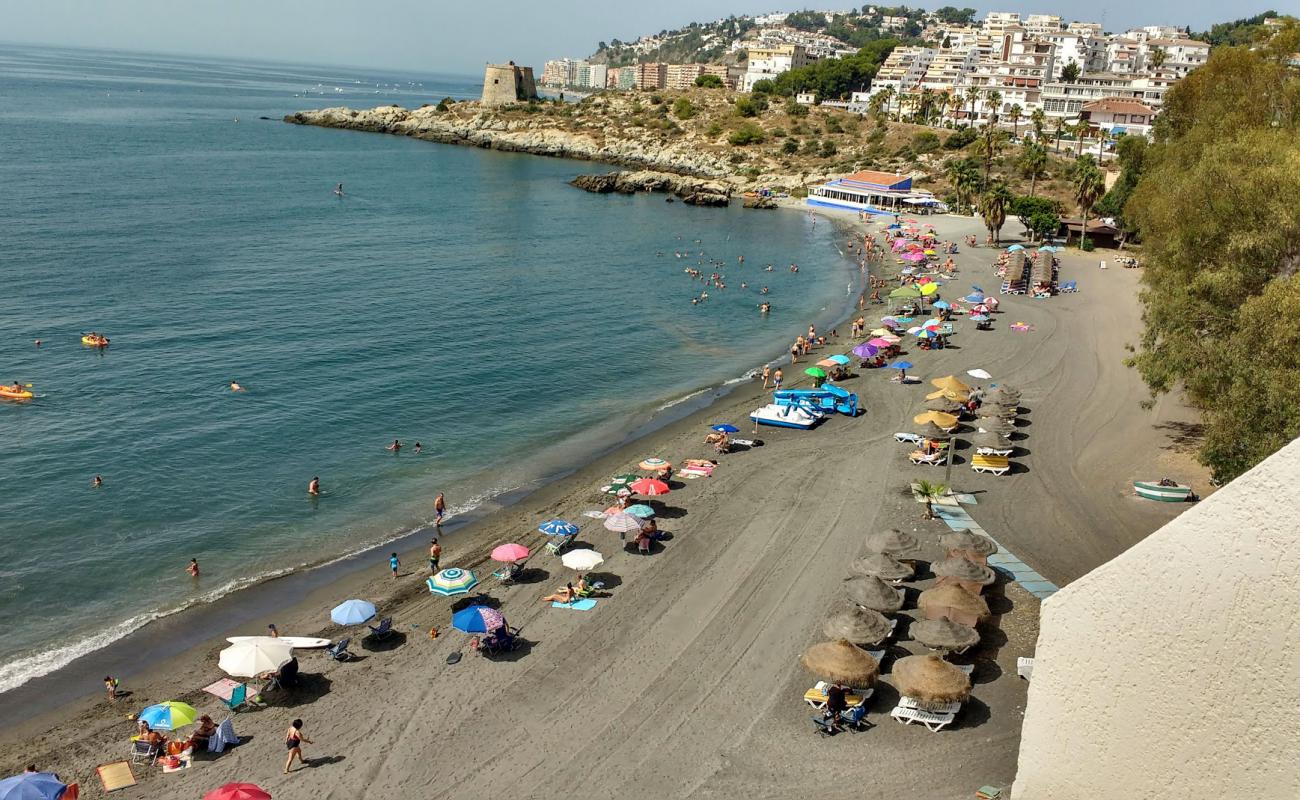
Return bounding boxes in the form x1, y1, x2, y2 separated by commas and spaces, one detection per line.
802, 138, 821, 155
750, 79, 775, 95
785, 100, 810, 117
791, 186, 809, 198
672, 98, 696, 120
1080, 238, 1096, 252
735, 96, 767, 118
820, 140, 838, 157
770, 127, 787, 138
944, 126, 978, 149
695, 74, 724, 88
435, 97, 453, 112
824, 116, 843, 133
705, 121, 724, 137
728, 123, 766, 146
912, 130, 941, 154
782, 139, 799, 154
649, 94, 663, 105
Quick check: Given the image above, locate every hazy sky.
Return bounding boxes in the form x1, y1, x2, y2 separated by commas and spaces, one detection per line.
0, 0, 1280, 74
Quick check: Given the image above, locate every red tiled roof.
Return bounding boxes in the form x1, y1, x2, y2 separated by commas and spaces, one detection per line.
842, 170, 911, 187
1082, 97, 1155, 115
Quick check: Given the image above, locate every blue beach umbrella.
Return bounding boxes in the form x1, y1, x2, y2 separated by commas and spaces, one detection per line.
890, 361, 914, 370
971, 285, 985, 293
963, 293, 986, 303
138, 701, 199, 731
538, 519, 579, 537
1006, 244, 1025, 251
827, 354, 851, 365
427, 567, 479, 596
1039, 245, 1060, 253
625, 504, 656, 518
450, 605, 506, 634
970, 314, 990, 322
931, 300, 950, 309
0, 773, 66, 800
710, 424, 739, 433
331, 599, 377, 626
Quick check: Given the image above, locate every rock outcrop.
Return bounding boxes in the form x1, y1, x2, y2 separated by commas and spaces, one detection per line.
569, 170, 730, 205
284, 105, 733, 178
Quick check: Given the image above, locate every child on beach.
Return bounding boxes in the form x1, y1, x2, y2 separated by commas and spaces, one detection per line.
186, 559, 200, 577
389, 553, 399, 579
429, 539, 441, 574
104, 676, 118, 700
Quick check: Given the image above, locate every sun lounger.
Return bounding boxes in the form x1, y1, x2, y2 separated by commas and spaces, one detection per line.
544, 533, 577, 556
367, 617, 393, 640
865, 649, 886, 664
971, 454, 1011, 475
326, 637, 352, 661
889, 705, 956, 732
1060, 280, 1078, 292
976, 445, 1014, 456
129, 739, 159, 765
479, 626, 521, 656
492, 562, 524, 584
897, 695, 962, 715
894, 432, 923, 445
909, 449, 944, 466
952, 662, 975, 676
1017, 656, 1034, 681
803, 681, 871, 710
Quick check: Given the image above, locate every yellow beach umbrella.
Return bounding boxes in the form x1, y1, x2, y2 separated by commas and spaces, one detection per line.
870, 328, 891, 336
925, 388, 969, 402
930, 375, 972, 394
919, 282, 939, 296
913, 411, 958, 430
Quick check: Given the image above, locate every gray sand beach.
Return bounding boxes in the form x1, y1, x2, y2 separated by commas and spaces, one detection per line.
0, 208, 1205, 799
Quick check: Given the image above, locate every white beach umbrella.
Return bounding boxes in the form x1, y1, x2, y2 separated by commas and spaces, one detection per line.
218, 639, 293, 678
966, 369, 992, 380
561, 549, 605, 571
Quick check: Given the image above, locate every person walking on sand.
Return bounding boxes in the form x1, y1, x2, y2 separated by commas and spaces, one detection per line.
761, 365, 771, 389
186, 558, 200, 578
428, 538, 441, 574
308, 476, 320, 496
389, 553, 399, 579
434, 492, 446, 527
284, 718, 312, 773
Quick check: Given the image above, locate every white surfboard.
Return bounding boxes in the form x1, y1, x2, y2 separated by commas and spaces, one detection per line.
226, 636, 332, 649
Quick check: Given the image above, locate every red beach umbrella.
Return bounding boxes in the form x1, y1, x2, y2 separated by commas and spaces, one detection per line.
628, 478, 670, 496
205, 785, 271, 800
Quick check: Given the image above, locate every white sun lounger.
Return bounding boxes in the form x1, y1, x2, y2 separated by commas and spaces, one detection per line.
1018, 657, 1034, 681
909, 450, 945, 466
897, 695, 962, 715
890, 705, 956, 732
976, 446, 1014, 457
865, 649, 886, 664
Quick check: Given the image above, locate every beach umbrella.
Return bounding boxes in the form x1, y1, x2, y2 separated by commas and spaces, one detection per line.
1006, 244, 1025, 251
428, 567, 479, 596
915, 329, 938, 339
0, 773, 66, 800
218, 640, 293, 678
892, 654, 972, 704
137, 700, 199, 731
902, 252, 926, 262
864, 528, 919, 555
710, 424, 739, 433
931, 375, 972, 394
889, 360, 914, 370
204, 784, 272, 800
976, 403, 1016, 418
913, 411, 957, 429
842, 576, 904, 613
603, 512, 644, 533
924, 249, 937, 256
919, 282, 939, 296
925, 388, 968, 402
918, 584, 990, 622
923, 397, 961, 413
889, 286, 922, 299
932, 556, 996, 586
906, 326, 923, 335
852, 342, 879, 359
801, 639, 881, 687
638, 458, 671, 472
817, 358, 839, 368
985, 386, 1021, 403
561, 548, 604, 571
804, 367, 827, 378
827, 354, 851, 365
866, 337, 892, 348
538, 519, 579, 537
963, 293, 986, 303
931, 300, 950, 309
973, 304, 990, 314
822, 606, 894, 645
967, 368, 992, 380
451, 604, 506, 634
970, 431, 1013, 450
628, 477, 669, 496
870, 328, 890, 336
914, 421, 952, 440
599, 473, 640, 494
969, 314, 990, 323
921, 318, 943, 329
625, 504, 656, 518
978, 420, 1016, 436
911, 617, 981, 653
330, 599, 376, 626
491, 543, 530, 563
849, 552, 914, 581
940, 531, 999, 557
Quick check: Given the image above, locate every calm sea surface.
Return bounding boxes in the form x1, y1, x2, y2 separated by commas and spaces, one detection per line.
0, 45, 860, 692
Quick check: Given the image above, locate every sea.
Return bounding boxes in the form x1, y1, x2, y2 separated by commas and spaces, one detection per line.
0, 44, 862, 695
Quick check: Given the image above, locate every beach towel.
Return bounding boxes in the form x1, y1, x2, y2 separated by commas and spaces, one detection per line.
679, 467, 713, 478
209, 717, 239, 754
96, 762, 136, 793
551, 599, 597, 611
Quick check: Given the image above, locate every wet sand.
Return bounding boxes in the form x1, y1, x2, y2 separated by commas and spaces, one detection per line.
0, 210, 1206, 798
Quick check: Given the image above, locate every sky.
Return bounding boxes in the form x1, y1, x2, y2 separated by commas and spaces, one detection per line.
0, 0, 1281, 75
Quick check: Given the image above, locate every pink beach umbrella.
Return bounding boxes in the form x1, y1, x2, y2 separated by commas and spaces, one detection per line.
491, 543, 530, 563
903, 252, 926, 262
867, 337, 894, 348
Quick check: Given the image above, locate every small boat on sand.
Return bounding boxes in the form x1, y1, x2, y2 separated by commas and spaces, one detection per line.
750, 403, 820, 430
1134, 479, 1195, 502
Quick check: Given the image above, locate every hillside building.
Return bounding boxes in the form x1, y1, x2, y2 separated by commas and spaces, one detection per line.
740, 44, 810, 92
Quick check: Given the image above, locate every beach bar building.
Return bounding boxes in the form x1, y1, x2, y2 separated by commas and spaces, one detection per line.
807, 170, 948, 215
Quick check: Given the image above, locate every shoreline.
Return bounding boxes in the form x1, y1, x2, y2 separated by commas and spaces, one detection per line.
0, 200, 868, 727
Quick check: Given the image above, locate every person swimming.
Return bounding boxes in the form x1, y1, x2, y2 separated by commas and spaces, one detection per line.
308, 476, 320, 495
334, 183, 344, 196
230, 381, 244, 392
386, 439, 402, 452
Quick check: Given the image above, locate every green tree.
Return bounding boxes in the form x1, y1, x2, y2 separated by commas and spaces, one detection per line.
945, 157, 981, 214
1148, 46, 1167, 70
973, 125, 1007, 191
1019, 141, 1048, 196
984, 90, 1002, 124
728, 122, 766, 145
1060, 61, 1081, 83
1030, 107, 1046, 142
1071, 119, 1091, 157
694, 74, 723, 88
1010, 195, 1060, 240
1007, 103, 1022, 138
1096, 135, 1148, 244
1071, 155, 1105, 248
672, 98, 696, 120
978, 183, 1013, 243
734, 96, 766, 117
964, 85, 980, 121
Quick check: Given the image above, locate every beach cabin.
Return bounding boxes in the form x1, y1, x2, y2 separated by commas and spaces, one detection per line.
808, 170, 948, 216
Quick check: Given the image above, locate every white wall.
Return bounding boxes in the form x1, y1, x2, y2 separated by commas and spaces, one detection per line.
1013, 438, 1300, 799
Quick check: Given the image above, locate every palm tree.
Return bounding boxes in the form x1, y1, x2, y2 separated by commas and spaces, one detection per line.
876, 86, 895, 121
985, 90, 1003, 125
869, 90, 889, 119
1061, 61, 1081, 83
914, 479, 949, 519
1019, 142, 1048, 196
1053, 116, 1065, 153
933, 92, 949, 126
1148, 46, 1166, 71
1072, 119, 1091, 157
919, 87, 934, 125
1008, 103, 1022, 138
964, 85, 980, 123
978, 183, 1013, 244
1030, 107, 1046, 142
946, 158, 980, 214
1072, 155, 1105, 248
974, 126, 1006, 191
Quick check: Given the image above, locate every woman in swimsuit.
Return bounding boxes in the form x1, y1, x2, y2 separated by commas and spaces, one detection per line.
284, 719, 312, 773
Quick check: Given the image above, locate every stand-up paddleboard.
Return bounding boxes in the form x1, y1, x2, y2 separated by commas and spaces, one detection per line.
226, 635, 332, 648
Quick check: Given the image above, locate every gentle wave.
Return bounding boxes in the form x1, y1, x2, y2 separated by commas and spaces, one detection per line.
655, 388, 713, 412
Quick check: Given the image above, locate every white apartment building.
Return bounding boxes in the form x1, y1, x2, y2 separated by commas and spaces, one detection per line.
1042, 31, 1105, 79
740, 44, 811, 92
1145, 38, 1210, 77
1023, 14, 1063, 35
956, 27, 1055, 120
866, 46, 937, 100
1080, 96, 1156, 136
983, 11, 1022, 33
541, 58, 577, 87
1066, 21, 1104, 37
919, 47, 979, 93
936, 26, 982, 49
1039, 72, 1176, 119
1104, 39, 1144, 74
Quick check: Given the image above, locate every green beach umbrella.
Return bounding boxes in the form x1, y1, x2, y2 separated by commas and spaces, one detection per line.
804, 367, 827, 378
889, 285, 922, 299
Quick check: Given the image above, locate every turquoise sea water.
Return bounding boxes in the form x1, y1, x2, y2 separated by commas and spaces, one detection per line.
0, 45, 860, 692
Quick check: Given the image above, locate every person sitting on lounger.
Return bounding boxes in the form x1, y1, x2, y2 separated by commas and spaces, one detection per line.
541, 583, 577, 604
824, 683, 848, 729
137, 724, 167, 752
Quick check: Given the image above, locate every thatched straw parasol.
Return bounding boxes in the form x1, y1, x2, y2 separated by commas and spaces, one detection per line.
892, 654, 972, 703
918, 583, 990, 621
925, 388, 969, 403
985, 387, 1021, 404
923, 397, 962, 413
970, 431, 1013, 450
849, 552, 914, 581
914, 421, 952, 440
939, 531, 999, 557
842, 575, 904, 613
801, 639, 881, 687
930, 375, 972, 394
864, 528, 919, 555
822, 605, 894, 644
911, 617, 981, 652
977, 419, 1016, 436
975, 403, 1016, 418
932, 556, 996, 585
913, 411, 958, 430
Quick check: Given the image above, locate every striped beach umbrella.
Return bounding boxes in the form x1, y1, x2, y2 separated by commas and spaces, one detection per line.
538, 519, 579, 537
427, 567, 478, 596
450, 605, 505, 634
603, 512, 645, 533
638, 458, 671, 471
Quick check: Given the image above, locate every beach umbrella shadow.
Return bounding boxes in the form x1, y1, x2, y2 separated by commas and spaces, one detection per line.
276, 674, 333, 708
514, 567, 550, 584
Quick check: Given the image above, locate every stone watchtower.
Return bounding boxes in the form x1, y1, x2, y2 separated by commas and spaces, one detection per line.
481, 61, 539, 106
